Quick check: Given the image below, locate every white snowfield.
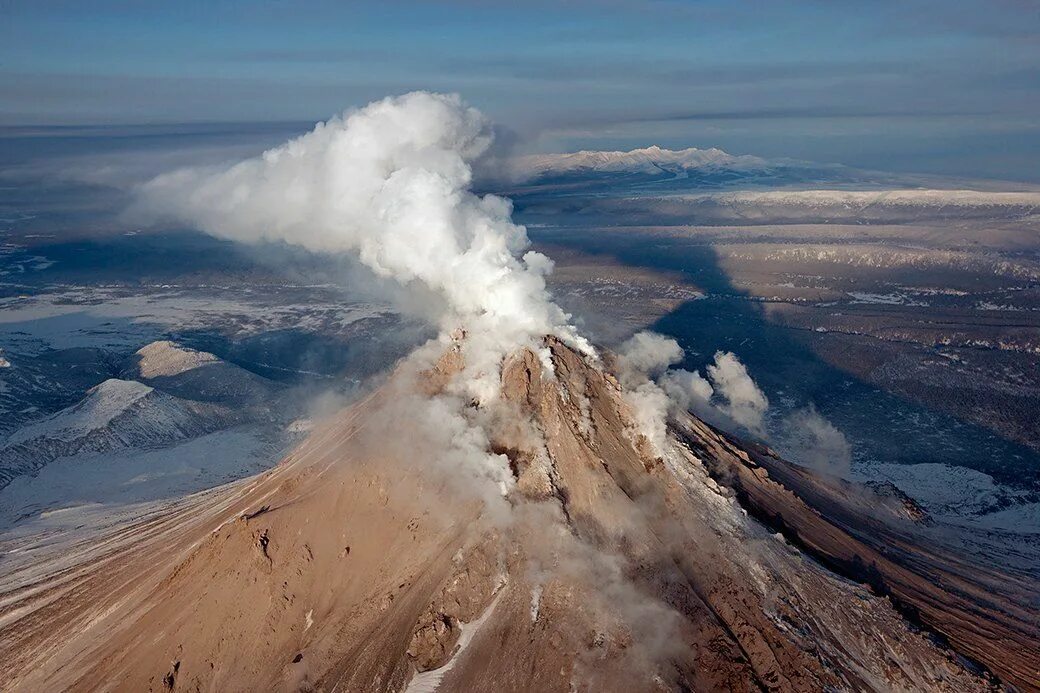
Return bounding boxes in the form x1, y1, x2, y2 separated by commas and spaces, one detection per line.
0, 285, 394, 354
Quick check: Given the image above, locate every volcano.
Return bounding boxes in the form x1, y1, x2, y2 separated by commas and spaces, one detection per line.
1, 336, 1037, 692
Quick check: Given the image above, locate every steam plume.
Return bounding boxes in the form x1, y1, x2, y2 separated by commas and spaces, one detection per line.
779, 405, 852, 477
616, 332, 774, 451
705, 351, 769, 434
138, 91, 589, 399
616, 331, 683, 382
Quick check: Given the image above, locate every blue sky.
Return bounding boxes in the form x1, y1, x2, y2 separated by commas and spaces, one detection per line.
2, 0, 1038, 179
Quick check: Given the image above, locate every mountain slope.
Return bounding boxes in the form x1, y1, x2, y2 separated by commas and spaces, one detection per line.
0, 338, 1033, 691
121, 340, 283, 407
679, 418, 1040, 689
0, 378, 238, 489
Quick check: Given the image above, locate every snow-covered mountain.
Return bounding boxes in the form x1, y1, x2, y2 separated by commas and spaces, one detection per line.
130, 340, 220, 378
121, 340, 283, 407
514, 145, 770, 178
0, 340, 292, 491
0, 378, 238, 489
504, 144, 876, 193
505, 146, 1040, 205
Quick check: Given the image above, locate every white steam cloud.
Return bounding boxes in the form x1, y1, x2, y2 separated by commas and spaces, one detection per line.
705, 351, 769, 434
616, 331, 684, 382
779, 405, 852, 477
616, 331, 712, 455
616, 332, 684, 455
658, 368, 713, 412
616, 331, 848, 475
137, 91, 589, 400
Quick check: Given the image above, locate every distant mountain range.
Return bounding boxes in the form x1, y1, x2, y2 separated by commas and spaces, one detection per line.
505, 145, 1040, 197
514, 145, 771, 177
503, 145, 1040, 226
0, 341, 286, 492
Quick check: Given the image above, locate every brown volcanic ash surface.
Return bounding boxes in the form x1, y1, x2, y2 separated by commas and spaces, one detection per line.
0, 338, 1035, 692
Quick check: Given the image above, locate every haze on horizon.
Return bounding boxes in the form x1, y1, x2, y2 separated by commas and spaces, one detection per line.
2, 0, 1039, 181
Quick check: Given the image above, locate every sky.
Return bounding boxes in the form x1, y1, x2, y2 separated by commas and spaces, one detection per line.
2, 0, 1039, 180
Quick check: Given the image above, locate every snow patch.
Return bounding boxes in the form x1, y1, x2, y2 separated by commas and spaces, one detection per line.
847, 292, 928, 306
855, 462, 1038, 531
405, 586, 506, 693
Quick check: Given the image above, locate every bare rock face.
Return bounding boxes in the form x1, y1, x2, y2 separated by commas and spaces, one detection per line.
407, 611, 459, 671
0, 337, 1034, 692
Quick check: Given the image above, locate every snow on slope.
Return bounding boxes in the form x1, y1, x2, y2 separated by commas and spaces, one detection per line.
121, 340, 282, 406
854, 461, 1040, 533
557, 186, 1040, 227
0, 378, 238, 489
0, 427, 286, 531
509, 146, 1040, 211
6, 379, 156, 445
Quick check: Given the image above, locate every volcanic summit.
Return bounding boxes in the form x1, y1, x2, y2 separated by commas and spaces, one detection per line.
1, 334, 1036, 692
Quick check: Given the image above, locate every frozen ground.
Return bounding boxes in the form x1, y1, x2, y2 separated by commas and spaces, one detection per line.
853, 462, 1040, 533
0, 426, 288, 529
0, 284, 395, 355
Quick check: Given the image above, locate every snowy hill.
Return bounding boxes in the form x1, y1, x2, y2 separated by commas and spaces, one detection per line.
130, 340, 220, 378
0, 378, 238, 489
121, 340, 283, 407
504, 144, 873, 192
514, 145, 770, 177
